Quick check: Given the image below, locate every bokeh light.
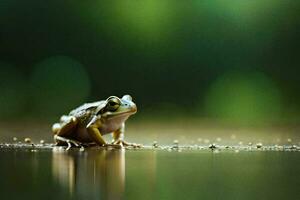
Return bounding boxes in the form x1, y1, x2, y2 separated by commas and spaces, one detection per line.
204, 70, 281, 125
75, 0, 177, 48
112, 0, 173, 40
205, 0, 282, 24
1, 0, 300, 124
0, 62, 27, 118
30, 56, 91, 116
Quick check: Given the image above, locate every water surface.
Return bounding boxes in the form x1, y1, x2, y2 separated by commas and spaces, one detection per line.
0, 147, 299, 200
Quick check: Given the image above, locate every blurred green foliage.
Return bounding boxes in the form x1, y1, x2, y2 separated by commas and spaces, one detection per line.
31, 56, 90, 116
0, 0, 299, 124
204, 70, 281, 125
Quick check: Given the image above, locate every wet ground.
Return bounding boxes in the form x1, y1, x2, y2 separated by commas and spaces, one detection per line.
0, 121, 300, 200
0, 142, 300, 200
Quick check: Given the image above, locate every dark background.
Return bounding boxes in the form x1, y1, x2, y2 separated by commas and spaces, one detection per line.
1, 0, 300, 125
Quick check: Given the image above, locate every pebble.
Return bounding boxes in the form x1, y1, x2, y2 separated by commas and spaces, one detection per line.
24, 138, 31, 143
40, 140, 45, 144
13, 137, 18, 142
291, 145, 297, 150
209, 143, 217, 150
172, 140, 179, 148
152, 141, 158, 148
256, 143, 263, 148
277, 145, 284, 151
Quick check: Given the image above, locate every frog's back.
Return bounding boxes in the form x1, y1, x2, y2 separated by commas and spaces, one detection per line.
69, 100, 106, 119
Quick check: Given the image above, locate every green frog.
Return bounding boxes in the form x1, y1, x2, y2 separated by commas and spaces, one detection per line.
52, 95, 139, 149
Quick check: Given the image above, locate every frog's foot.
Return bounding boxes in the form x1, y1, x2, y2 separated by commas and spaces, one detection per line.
112, 140, 141, 148
54, 135, 83, 150
103, 143, 123, 149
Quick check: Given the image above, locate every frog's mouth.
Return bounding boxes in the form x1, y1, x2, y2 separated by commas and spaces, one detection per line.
102, 107, 137, 118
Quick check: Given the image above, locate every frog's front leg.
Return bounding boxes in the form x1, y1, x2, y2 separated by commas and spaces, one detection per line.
112, 123, 141, 147
86, 116, 120, 148
87, 126, 107, 146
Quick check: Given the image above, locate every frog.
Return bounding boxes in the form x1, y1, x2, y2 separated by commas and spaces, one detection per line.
52, 95, 139, 149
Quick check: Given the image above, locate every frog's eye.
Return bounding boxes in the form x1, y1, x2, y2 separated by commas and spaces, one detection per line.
107, 98, 120, 111
108, 101, 118, 106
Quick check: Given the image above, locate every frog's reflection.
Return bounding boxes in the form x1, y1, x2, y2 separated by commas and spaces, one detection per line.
52, 148, 125, 200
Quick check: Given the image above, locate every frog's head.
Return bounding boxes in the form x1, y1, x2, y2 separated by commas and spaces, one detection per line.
87, 95, 137, 128
101, 95, 137, 118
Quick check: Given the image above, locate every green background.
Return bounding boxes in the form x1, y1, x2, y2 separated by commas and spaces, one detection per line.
1, 0, 300, 126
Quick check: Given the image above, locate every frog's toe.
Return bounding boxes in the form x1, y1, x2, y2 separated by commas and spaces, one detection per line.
112, 140, 141, 148
105, 143, 123, 149
66, 140, 83, 150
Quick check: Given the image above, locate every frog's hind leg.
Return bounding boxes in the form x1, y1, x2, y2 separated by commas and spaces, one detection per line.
54, 116, 77, 135
52, 116, 77, 134
53, 116, 80, 150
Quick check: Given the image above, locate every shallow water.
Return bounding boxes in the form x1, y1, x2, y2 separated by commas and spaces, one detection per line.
0, 146, 299, 200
